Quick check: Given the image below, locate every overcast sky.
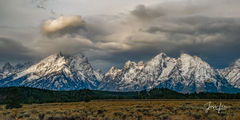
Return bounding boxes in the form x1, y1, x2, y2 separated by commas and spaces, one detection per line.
0, 0, 240, 72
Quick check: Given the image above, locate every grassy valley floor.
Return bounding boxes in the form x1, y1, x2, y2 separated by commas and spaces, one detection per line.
0, 100, 240, 120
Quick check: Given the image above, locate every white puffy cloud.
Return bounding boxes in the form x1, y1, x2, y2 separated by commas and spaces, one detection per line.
41, 16, 86, 36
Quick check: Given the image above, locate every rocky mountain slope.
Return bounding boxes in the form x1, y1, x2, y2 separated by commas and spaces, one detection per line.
100, 53, 238, 93
218, 59, 240, 89
0, 53, 102, 91
0, 62, 33, 79
0, 52, 239, 93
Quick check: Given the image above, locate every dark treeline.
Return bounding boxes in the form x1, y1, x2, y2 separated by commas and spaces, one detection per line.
0, 87, 240, 105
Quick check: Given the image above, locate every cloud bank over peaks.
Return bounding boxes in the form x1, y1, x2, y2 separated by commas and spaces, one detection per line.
2, 0, 240, 72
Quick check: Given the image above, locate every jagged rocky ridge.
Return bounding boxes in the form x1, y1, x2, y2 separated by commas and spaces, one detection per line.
100, 53, 238, 93
0, 62, 33, 79
0, 52, 239, 93
0, 53, 102, 91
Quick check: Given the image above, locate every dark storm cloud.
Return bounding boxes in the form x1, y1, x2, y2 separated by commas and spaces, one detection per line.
85, 0, 240, 71
146, 16, 240, 34
2, 0, 240, 72
0, 37, 33, 62
131, 4, 165, 21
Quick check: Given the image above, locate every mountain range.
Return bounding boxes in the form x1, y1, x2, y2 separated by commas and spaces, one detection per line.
0, 52, 239, 93
0, 53, 102, 91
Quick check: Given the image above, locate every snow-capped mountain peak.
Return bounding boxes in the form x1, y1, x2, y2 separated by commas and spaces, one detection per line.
219, 58, 240, 89
14, 52, 69, 80
105, 66, 121, 78
179, 53, 208, 67
178, 53, 215, 81
123, 60, 137, 70
0, 52, 239, 93
101, 52, 178, 91
232, 59, 240, 68
101, 52, 238, 93
0, 53, 102, 91
0, 62, 33, 79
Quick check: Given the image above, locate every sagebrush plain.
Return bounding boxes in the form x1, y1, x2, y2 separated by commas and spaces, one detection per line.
0, 100, 240, 120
